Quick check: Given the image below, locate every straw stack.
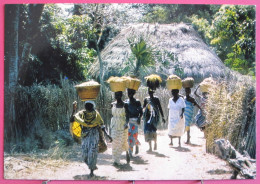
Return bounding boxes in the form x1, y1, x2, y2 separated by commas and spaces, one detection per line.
166, 75, 182, 90
145, 74, 162, 90
200, 77, 215, 93
74, 81, 100, 101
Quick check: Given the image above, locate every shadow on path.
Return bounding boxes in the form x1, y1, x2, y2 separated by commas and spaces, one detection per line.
73, 174, 108, 180
171, 146, 191, 152
131, 156, 149, 165
186, 143, 203, 147
146, 151, 169, 158
207, 169, 233, 175
114, 163, 134, 172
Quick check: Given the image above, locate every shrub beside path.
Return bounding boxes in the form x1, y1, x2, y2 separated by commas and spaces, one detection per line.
4, 125, 234, 180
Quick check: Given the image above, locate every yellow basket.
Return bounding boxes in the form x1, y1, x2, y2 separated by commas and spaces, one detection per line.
109, 81, 126, 92
75, 81, 100, 101
182, 77, 194, 88
166, 75, 182, 90
123, 77, 141, 90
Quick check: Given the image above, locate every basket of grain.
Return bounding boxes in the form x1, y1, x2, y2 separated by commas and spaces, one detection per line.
166, 75, 182, 90
74, 81, 100, 101
123, 76, 141, 90
182, 77, 194, 88
107, 76, 126, 92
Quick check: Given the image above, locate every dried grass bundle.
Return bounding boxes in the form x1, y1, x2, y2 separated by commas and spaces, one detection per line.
145, 74, 162, 90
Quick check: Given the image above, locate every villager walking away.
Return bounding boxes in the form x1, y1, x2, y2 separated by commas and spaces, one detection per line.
108, 77, 130, 166
123, 77, 143, 157
167, 75, 186, 147
143, 75, 166, 152
182, 77, 202, 144
194, 77, 214, 130
71, 81, 112, 177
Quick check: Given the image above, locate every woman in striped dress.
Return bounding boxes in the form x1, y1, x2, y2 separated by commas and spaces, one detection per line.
184, 88, 201, 144
110, 91, 130, 166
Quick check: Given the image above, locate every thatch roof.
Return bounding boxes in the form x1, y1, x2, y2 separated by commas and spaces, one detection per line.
89, 23, 229, 83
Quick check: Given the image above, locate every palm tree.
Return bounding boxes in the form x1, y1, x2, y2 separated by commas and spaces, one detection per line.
127, 35, 155, 77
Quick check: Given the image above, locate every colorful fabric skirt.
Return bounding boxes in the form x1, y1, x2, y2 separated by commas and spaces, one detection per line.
81, 126, 99, 170
128, 118, 140, 150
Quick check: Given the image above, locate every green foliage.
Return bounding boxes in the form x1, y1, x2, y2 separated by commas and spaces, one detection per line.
127, 35, 155, 76
142, 4, 218, 24
192, 5, 255, 76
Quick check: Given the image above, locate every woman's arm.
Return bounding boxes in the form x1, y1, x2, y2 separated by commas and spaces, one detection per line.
137, 101, 143, 125
124, 103, 129, 129
194, 85, 201, 98
156, 98, 166, 123
180, 108, 185, 119
101, 125, 113, 142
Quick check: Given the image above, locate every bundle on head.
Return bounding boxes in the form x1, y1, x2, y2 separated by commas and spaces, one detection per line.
166, 75, 182, 90
182, 77, 194, 88
200, 77, 216, 93
121, 76, 141, 91
74, 80, 100, 101
145, 74, 162, 90
107, 76, 126, 92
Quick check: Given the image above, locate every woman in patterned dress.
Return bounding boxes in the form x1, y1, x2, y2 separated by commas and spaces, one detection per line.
143, 88, 165, 152
110, 91, 130, 166
184, 87, 201, 144
73, 101, 112, 177
125, 88, 143, 157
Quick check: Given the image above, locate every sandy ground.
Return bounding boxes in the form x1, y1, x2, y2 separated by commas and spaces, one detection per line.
4, 125, 234, 180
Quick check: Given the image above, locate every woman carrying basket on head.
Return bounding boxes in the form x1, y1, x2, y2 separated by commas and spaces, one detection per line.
167, 75, 186, 147
71, 81, 112, 177
108, 77, 130, 166
143, 75, 166, 152
194, 77, 214, 131
124, 77, 143, 157
182, 77, 202, 144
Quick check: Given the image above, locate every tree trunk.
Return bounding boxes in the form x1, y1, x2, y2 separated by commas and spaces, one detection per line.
4, 4, 20, 143
18, 4, 44, 85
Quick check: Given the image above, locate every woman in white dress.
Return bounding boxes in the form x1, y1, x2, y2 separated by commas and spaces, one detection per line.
168, 89, 186, 147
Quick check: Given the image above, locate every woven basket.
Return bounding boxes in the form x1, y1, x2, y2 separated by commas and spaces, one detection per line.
109, 81, 126, 92
182, 77, 194, 88
75, 81, 100, 101
166, 75, 182, 90
128, 78, 141, 90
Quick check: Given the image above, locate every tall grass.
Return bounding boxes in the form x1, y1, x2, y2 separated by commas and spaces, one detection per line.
204, 74, 256, 158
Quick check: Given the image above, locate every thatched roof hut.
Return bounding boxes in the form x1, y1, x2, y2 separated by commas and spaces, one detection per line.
89, 23, 229, 82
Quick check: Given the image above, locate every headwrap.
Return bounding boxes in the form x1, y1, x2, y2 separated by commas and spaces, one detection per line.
85, 100, 96, 109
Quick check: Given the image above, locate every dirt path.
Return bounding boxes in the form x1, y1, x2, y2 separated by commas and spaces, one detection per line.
4, 125, 233, 180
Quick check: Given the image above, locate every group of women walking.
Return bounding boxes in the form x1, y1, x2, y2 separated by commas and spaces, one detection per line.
70, 74, 211, 177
